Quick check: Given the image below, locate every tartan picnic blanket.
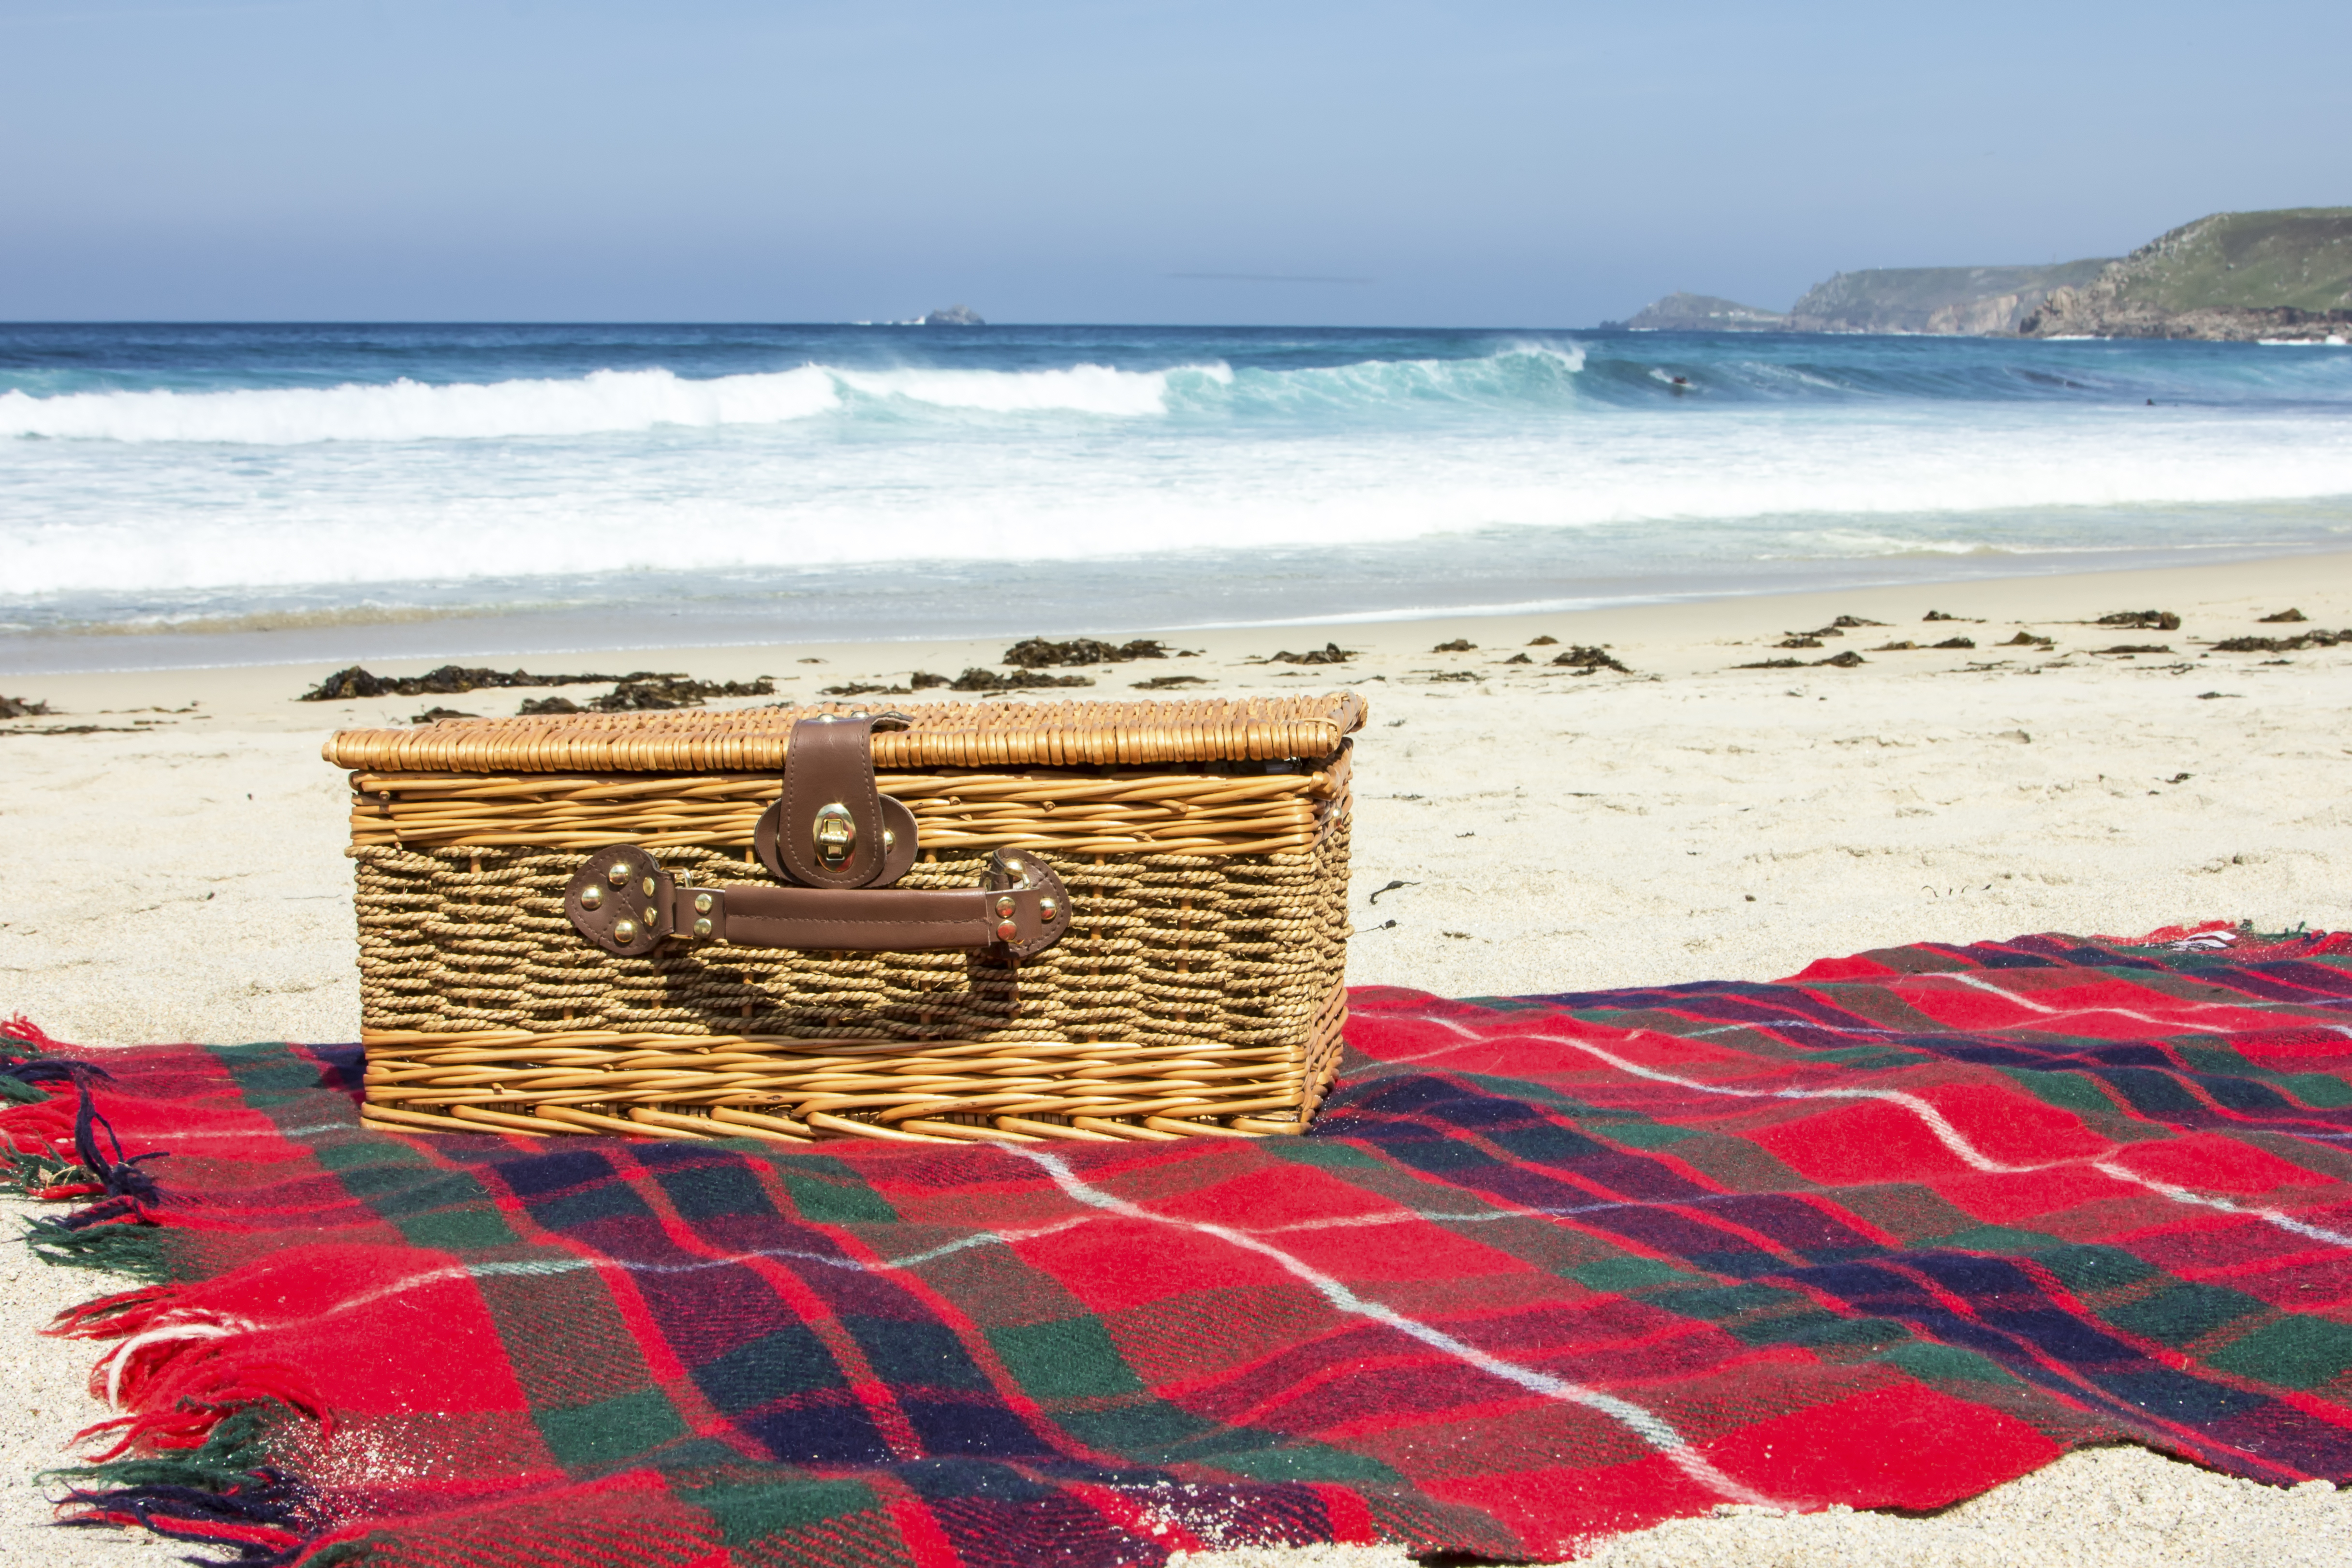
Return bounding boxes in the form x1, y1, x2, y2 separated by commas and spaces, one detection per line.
7, 923, 2352, 1568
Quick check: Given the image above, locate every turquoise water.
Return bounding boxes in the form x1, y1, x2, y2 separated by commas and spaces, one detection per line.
2, 323, 2348, 670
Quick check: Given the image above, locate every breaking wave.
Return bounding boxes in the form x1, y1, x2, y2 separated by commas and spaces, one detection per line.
0, 346, 1607, 445
12, 331, 2352, 448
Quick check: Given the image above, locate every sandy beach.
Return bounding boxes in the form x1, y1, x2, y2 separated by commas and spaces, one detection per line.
4, 547, 2349, 1565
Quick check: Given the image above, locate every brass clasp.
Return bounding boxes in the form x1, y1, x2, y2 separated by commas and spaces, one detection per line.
813, 803, 856, 869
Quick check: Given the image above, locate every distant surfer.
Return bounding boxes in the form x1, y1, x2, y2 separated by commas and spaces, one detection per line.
1670, 375, 1690, 396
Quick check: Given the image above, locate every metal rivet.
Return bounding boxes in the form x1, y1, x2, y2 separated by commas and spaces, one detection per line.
642, 875, 657, 898
607, 863, 631, 886
581, 884, 604, 909
995, 895, 1016, 917
692, 918, 713, 938
614, 919, 638, 941
1004, 859, 1022, 876
642, 907, 656, 926
883, 829, 896, 850
996, 920, 1019, 942
694, 892, 713, 914
1040, 897, 1058, 919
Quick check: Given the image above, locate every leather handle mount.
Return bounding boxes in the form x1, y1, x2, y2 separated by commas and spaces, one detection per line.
562, 711, 1073, 961
564, 843, 1073, 961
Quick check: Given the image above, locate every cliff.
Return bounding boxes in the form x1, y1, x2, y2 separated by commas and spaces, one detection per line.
1624, 293, 1788, 331
1786, 261, 2113, 335
2020, 208, 2352, 341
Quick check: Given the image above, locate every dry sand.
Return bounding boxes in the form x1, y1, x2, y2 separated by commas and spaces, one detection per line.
3, 549, 2349, 1564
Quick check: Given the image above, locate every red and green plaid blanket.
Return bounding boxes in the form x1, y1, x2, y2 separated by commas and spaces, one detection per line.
8, 923, 2352, 1568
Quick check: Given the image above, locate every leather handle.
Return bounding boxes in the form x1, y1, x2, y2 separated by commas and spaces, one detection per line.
565, 845, 1073, 962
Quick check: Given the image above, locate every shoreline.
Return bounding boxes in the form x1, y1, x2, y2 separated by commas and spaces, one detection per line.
5, 545, 2348, 685
7, 534, 2348, 679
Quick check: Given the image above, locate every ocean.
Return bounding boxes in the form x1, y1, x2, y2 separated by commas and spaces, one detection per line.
3, 322, 2349, 674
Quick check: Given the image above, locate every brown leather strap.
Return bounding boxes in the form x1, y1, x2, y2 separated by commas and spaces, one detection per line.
565, 845, 1073, 960
776, 715, 890, 888
756, 794, 917, 886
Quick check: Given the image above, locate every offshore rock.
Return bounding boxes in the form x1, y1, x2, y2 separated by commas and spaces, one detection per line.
923, 305, 985, 326
1625, 293, 1788, 331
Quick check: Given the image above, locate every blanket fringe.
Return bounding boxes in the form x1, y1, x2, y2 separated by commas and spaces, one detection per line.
5, 1018, 343, 1564
44, 1401, 343, 1568
2, 1021, 173, 1278
43, 1290, 346, 1564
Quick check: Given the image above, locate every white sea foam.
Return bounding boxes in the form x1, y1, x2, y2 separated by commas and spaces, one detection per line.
0, 361, 1187, 444
3, 337, 2348, 609
6, 399, 2351, 598
0, 367, 837, 444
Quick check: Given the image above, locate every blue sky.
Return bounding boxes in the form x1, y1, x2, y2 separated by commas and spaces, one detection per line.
3, 0, 2345, 325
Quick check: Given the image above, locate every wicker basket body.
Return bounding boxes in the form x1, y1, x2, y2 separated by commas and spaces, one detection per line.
327, 697, 1362, 1145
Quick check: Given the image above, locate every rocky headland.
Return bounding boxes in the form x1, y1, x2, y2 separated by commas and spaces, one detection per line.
2019, 208, 2352, 341
1786, 260, 2113, 335
1622, 206, 2352, 339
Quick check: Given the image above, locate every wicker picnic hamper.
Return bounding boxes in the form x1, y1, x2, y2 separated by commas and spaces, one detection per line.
325, 695, 1362, 1145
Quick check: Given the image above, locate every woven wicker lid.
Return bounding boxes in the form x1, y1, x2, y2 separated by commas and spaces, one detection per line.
324, 694, 1367, 773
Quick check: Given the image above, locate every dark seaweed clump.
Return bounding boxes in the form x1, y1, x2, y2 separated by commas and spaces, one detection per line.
820, 673, 956, 697
949, 669, 1095, 692
2212, 629, 2350, 654
307, 665, 772, 709
304, 664, 625, 701
1003, 637, 1170, 668
591, 675, 776, 710
1263, 643, 1354, 665
1737, 650, 1865, 670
